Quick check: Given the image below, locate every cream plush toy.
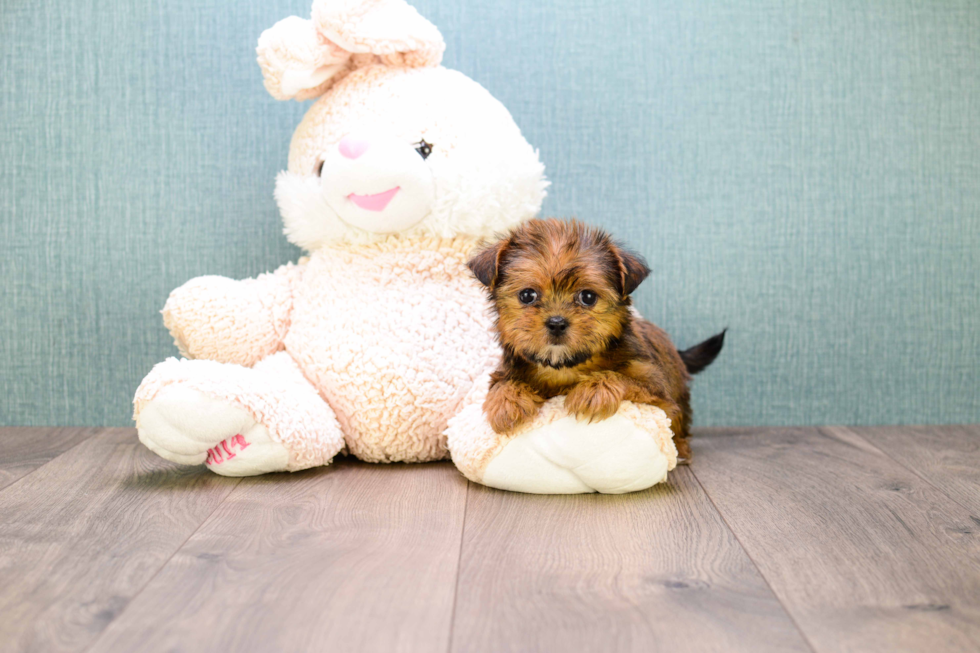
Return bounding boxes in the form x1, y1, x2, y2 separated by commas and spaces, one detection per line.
134, 0, 678, 493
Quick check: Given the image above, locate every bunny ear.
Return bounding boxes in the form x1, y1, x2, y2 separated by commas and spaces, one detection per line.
257, 16, 352, 101
257, 1, 445, 102
312, 0, 444, 67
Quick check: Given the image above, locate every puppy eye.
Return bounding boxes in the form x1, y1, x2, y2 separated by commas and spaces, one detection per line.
577, 290, 598, 307
518, 288, 538, 305
414, 139, 433, 160
314, 160, 325, 177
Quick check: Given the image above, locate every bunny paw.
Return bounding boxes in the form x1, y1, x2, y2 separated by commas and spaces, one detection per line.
137, 385, 290, 477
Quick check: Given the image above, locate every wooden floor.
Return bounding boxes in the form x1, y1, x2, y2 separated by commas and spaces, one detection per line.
1, 426, 978, 652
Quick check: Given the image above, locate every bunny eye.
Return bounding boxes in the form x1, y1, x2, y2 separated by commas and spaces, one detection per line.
414, 139, 433, 160
314, 159, 325, 177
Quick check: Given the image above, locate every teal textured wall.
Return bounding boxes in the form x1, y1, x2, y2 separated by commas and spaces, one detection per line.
1, 1, 978, 427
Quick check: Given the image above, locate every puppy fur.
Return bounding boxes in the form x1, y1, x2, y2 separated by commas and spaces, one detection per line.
469, 218, 724, 463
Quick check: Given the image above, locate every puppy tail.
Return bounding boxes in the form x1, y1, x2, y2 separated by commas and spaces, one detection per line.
679, 329, 726, 375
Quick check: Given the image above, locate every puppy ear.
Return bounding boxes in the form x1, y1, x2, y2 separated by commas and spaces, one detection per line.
468, 239, 510, 289
613, 246, 650, 296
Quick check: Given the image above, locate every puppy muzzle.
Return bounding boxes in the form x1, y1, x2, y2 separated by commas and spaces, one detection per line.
545, 316, 569, 340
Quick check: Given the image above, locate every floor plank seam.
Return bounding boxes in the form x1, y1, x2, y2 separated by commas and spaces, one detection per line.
0, 428, 97, 494
688, 466, 820, 653
821, 427, 980, 518
77, 474, 244, 653
445, 480, 471, 653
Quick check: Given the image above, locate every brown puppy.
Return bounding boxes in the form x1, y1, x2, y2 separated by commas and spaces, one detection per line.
468, 218, 724, 463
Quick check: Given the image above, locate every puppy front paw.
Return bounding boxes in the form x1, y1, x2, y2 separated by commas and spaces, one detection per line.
564, 373, 627, 423
484, 381, 544, 434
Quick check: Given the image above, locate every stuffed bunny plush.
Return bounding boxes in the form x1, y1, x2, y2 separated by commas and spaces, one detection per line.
134, 0, 678, 493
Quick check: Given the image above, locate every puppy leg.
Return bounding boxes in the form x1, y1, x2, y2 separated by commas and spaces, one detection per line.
626, 389, 691, 463
618, 360, 693, 461
484, 379, 545, 434
564, 371, 628, 423
673, 436, 692, 465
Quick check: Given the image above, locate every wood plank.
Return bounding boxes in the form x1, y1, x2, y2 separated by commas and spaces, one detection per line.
0, 427, 95, 491
692, 427, 980, 653
835, 425, 980, 514
87, 460, 468, 653
450, 466, 812, 653
0, 428, 238, 653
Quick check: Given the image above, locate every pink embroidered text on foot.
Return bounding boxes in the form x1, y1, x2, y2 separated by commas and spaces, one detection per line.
205, 433, 251, 466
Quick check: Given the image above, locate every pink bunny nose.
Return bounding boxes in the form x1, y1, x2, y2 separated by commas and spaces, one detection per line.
338, 136, 370, 160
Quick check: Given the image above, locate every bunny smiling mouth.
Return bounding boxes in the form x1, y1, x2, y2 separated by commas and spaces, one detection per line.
348, 187, 400, 211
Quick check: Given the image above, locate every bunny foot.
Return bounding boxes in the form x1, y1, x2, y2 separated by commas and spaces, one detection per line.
446, 398, 677, 494
138, 385, 290, 477
134, 353, 346, 476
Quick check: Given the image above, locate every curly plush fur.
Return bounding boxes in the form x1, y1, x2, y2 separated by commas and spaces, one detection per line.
135, 0, 703, 493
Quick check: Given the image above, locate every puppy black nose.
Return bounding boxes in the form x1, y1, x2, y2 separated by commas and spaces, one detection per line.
546, 316, 569, 334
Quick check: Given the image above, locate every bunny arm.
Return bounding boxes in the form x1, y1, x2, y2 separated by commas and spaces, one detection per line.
162, 261, 305, 366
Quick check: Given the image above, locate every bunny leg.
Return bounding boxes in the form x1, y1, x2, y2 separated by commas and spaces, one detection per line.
134, 352, 344, 476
